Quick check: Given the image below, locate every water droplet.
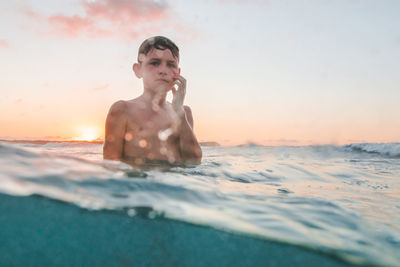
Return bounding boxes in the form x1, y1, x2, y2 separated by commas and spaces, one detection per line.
148, 211, 156, 219
160, 147, 167, 155
127, 209, 136, 217
139, 139, 147, 148
124, 133, 133, 141
158, 128, 173, 141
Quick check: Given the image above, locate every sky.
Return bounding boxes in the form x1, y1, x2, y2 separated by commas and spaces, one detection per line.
1, 0, 399, 146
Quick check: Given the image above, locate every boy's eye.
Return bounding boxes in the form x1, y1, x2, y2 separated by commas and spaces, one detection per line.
150, 61, 160, 66
167, 63, 177, 68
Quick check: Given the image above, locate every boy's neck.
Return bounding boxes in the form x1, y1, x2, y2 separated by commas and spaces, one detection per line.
141, 89, 167, 107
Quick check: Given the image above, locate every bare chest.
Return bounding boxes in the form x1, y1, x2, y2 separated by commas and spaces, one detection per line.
123, 109, 181, 161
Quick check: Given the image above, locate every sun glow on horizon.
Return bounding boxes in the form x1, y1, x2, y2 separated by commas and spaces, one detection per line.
74, 126, 101, 141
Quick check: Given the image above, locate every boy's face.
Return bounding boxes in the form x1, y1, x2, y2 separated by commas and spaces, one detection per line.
135, 48, 180, 94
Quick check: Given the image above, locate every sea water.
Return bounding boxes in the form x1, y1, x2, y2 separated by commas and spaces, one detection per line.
0, 141, 399, 266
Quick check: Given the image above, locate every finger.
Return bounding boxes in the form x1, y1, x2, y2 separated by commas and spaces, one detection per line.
174, 80, 182, 90
176, 76, 186, 86
178, 78, 186, 93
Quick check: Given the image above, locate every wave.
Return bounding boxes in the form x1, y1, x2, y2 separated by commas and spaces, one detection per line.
5, 140, 400, 157
236, 142, 265, 148
0, 140, 102, 147
40, 142, 102, 148
1, 141, 400, 266
343, 142, 400, 158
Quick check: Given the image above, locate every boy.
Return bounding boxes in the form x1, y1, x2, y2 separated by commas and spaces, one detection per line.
103, 36, 202, 166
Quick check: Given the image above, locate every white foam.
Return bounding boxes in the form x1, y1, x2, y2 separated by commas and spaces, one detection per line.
345, 143, 400, 157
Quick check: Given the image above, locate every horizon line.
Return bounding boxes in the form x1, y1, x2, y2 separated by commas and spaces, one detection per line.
1, 139, 398, 147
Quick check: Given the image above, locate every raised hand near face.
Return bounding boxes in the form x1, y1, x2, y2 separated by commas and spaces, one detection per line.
171, 74, 186, 117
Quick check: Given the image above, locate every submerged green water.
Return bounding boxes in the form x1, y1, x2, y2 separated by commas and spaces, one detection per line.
0, 193, 350, 266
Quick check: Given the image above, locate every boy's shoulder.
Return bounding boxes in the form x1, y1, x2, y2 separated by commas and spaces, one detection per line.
108, 98, 142, 114
107, 100, 128, 119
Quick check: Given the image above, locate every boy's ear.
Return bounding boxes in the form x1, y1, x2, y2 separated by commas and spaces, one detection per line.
133, 63, 142, 78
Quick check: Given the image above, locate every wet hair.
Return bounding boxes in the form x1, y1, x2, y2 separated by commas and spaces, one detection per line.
137, 36, 179, 62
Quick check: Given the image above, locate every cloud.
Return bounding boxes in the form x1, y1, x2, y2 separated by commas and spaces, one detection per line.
217, 0, 270, 6
22, 0, 186, 39
0, 39, 9, 47
83, 0, 167, 24
48, 14, 94, 38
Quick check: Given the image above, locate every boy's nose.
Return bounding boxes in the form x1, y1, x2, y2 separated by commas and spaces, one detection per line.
158, 65, 168, 75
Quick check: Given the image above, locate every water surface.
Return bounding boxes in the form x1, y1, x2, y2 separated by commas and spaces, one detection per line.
0, 141, 399, 266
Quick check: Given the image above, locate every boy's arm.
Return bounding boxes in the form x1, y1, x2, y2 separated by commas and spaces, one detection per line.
103, 101, 127, 160
178, 105, 202, 163
172, 74, 202, 164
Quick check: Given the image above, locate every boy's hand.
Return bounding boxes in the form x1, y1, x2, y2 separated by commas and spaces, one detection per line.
171, 74, 186, 117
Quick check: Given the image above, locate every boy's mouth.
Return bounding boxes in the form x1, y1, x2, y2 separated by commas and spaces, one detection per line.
157, 78, 170, 83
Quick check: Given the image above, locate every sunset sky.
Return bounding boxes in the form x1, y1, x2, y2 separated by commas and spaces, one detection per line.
1, 0, 399, 145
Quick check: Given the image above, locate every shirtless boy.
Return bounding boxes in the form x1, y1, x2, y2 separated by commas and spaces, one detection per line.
103, 36, 202, 166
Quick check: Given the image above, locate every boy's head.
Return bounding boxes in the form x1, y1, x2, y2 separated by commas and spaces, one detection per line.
133, 36, 181, 93
137, 36, 179, 63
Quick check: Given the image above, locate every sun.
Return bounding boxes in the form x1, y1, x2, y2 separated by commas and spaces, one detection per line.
75, 126, 100, 141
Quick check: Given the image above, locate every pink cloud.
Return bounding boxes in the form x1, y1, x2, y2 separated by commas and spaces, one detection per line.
22, 0, 182, 39
0, 39, 9, 47
22, 6, 41, 20
48, 15, 93, 38
83, 0, 167, 23
217, 0, 270, 5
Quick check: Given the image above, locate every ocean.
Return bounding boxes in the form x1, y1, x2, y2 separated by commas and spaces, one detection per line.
0, 141, 399, 266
